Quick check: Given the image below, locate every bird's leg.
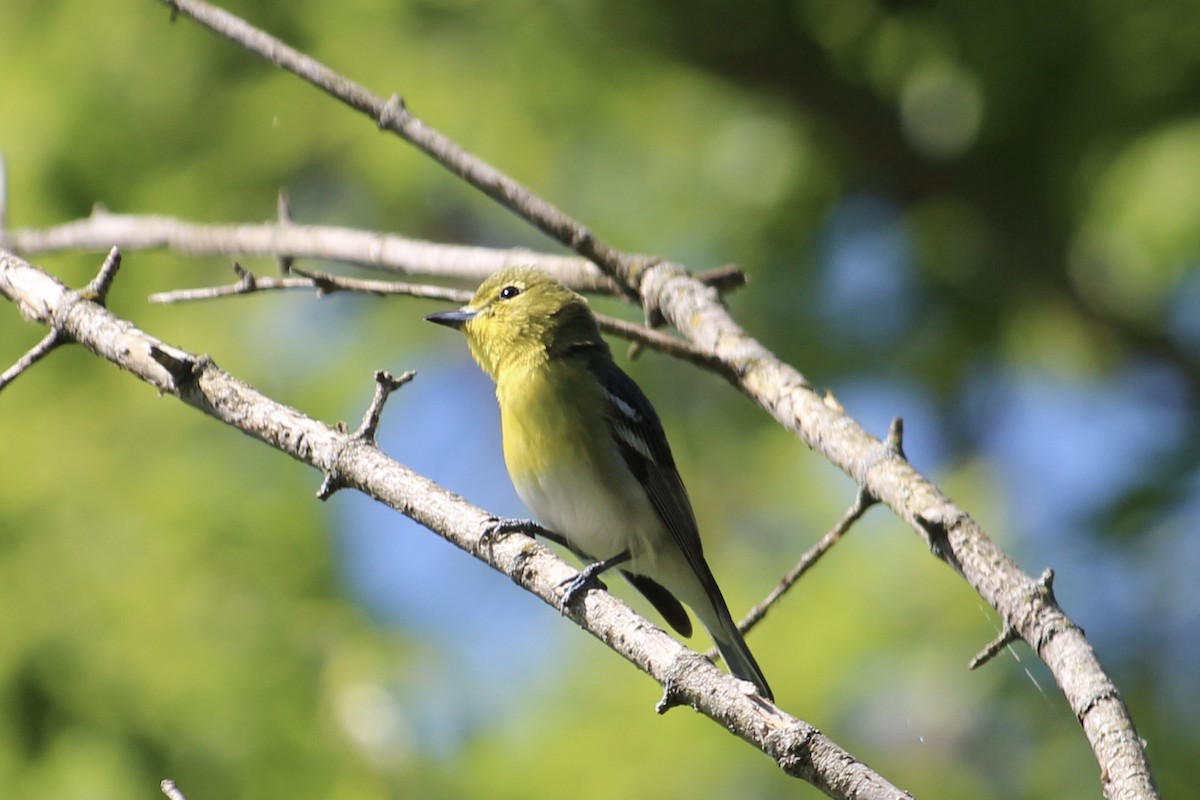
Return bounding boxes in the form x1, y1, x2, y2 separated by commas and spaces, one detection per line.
481, 517, 569, 553
558, 549, 631, 611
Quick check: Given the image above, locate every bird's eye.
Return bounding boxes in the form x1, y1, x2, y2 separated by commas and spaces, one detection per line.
499, 285, 522, 300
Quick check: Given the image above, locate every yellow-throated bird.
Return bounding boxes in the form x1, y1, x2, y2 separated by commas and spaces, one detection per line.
427, 267, 772, 700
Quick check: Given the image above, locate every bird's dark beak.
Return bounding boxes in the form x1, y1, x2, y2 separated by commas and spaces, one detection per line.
425, 308, 476, 330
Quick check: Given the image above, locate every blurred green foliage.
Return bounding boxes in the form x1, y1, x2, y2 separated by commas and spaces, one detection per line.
2, 0, 1197, 797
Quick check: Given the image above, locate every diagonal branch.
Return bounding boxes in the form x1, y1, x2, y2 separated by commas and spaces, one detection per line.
748, 487, 875, 635
2, 248, 913, 800
642, 262, 1159, 800
158, 0, 636, 293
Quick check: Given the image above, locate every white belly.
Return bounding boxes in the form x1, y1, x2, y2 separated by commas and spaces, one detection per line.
515, 460, 663, 570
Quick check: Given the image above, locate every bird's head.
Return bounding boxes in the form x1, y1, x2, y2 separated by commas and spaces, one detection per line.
426, 267, 605, 379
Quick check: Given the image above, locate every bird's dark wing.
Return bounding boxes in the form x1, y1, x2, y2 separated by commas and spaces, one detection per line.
584, 353, 774, 700
584, 355, 726, 618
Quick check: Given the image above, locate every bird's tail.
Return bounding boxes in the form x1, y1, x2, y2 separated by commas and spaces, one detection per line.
647, 551, 773, 700
705, 608, 773, 702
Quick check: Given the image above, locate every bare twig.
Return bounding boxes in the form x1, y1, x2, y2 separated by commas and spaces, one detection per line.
969, 568, 1055, 670
694, 264, 746, 294
352, 369, 415, 446
150, 263, 730, 374
276, 189, 294, 275
320, 369, 417, 498
0, 245, 122, 391
147, 263, 468, 304
84, 246, 122, 306
708, 418, 897, 652
0, 329, 68, 391
729, 487, 876, 649
4, 208, 617, 293
5, 208, 748, 300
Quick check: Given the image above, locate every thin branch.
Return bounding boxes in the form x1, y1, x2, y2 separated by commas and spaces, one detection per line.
2, 249, 912, 800
150, 263, 731, 375
147, 262, 468, 304
596, 312, 730, 373
733, 487, 875, 647
5, 210, 747, 302
969, 568, 1054, 671
0, 329, 68, 391
3, 207, 618, 293
275, 189, 294, 275
352, 370, 415, 445
708, 419, 896, 653
693, 264, 746, 294
320, 368, 418, 496
968, 625, 1022, 672
0, 245, 123, 391
84, 246, 122, 306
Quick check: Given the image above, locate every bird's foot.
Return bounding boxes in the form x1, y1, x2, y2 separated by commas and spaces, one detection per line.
480, 517, 542, 557
556, 561, 611, 613
481, 518, 569, 557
